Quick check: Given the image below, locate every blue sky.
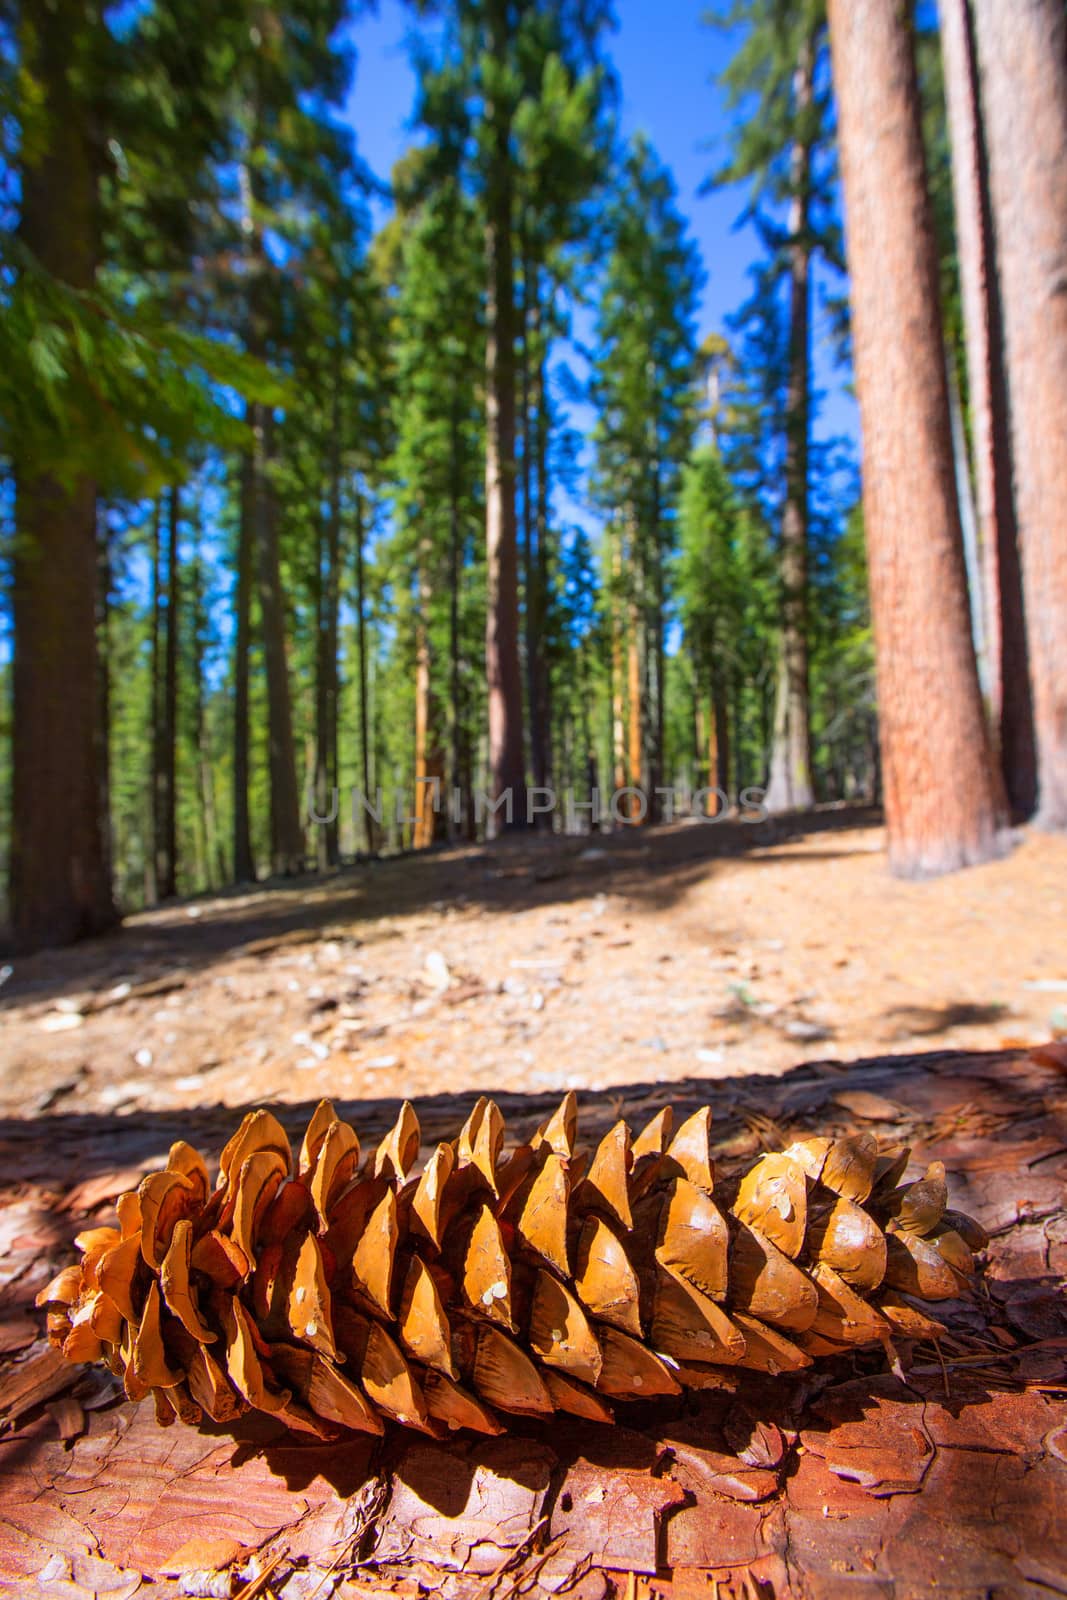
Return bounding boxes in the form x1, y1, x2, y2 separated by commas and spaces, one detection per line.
342, 0, 859, 458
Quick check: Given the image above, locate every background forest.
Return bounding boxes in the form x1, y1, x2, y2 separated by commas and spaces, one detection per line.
1, 0, 1065, 954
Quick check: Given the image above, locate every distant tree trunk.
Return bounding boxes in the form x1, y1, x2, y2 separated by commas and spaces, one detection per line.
191, 509, 224, 887
448, 397, 465, 842
828, 0, 1006, 876
156, 484, 179, 900
610, 529, 627, 802
627, 587, 643, 818
413, 535, 446, 851
766, 30, 816, 815
314, 510, 330, 873
353, 485, 376, 853
323, 347, 342, 867
484, 0, 526, 826
534, 351, 552, 790
149, 498, 163, 903
9, 0, 117, 951
96, 503, 113, 902
314, 357, 342, 874
522, 255, 551, 804
972, 0, 1067, 830
648, 471, 666, 821
939, 0, 1036, 823
232, 452, 255, 883
253, 413, 304, 876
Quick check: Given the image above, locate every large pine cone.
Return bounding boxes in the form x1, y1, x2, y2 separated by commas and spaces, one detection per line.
38, 1095, 986, 1439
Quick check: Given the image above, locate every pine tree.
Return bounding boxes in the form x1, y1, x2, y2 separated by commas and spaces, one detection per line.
971, 0, 1067, 831
591, 135, 702, 822
708, 0, 838, 815
937, 0, 1035, 822
827, 0, 1006, 876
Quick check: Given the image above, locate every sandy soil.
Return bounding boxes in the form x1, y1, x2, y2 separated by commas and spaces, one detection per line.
2, 805, 1064, 1121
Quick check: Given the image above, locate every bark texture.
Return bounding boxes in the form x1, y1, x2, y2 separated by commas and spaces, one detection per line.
939, 0, 1037, 823
972, 0, 1067, 830
483, 0, 526, 827
232, 454, 255, 884
9, 0, 117, 952
253, 414, 305, 877
765, 32, 816, 816
827, 0, 1006, 876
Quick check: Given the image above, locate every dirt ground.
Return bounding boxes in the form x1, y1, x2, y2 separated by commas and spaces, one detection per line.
2, 806, 1065, 1119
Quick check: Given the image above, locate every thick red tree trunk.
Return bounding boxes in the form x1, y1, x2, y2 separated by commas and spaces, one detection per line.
827, 0, 1006, 877
939, 0, 1036, 823
9, 0, 117, 951
971, 0, 1067, 831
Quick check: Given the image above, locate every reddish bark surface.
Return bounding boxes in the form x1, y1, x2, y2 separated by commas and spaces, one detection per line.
939, 0, 1037, 823
972, 0, 1067, 832
828, 0, 1007, 877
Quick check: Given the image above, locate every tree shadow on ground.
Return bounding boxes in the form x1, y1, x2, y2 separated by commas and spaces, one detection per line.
0, 803, 882, 1014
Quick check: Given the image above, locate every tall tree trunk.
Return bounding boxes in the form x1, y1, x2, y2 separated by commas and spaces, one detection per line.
448, 398, 464, 842
828, 0, 1006, 875
534, 348, 552, 791
765, 30, 816, 815
522, 250, 550, 801
157, 484, 179, 899
96, 503, 113, 903
232, 452, 255, 883
314, 510, 330, 872
483, 0, 526, 826
191, 509, 223, 887
649, 473, 666, 820
939, 0, 1036, 823
9, 0, 116, 951
253, 413, 304, 875
627, 582, 643, 818
413, 537, 445, 850
149, 498, 162, 903
610, 529, 627, 801
972, 0, 1067, 830
353, 485, 376, 854
319, 344, 342, 868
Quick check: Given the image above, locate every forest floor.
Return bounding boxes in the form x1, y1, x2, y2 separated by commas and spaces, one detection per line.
1, 806, 1066, 1598
2, 804, 1066, 1122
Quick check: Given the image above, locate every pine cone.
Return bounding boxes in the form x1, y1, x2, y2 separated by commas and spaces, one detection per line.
37, 1095, 987, 1439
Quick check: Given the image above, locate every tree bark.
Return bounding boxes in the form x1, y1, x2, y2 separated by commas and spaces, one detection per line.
191, 509, 223, 887
648, 471, 666, 822
939, 0, 1036, 823
971, 0, 1067, 830
827, 0, 1007, 876
253, 413, 304, 876
448, 399, 464, 842
413, 535, 446, 851
323, 347, 342, 867
149, 498, 162, 903
157, 485, 179, 900
353, 485, 376, 854
9, 0, 117, 951
765, 30, 816, 815
232, 451, 255, 883
483, 0, 526, 827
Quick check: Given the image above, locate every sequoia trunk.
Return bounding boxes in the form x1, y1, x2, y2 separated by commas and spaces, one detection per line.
971, 0, 1067, 829
827, 0, 1006, 875
9, 0, 117, 951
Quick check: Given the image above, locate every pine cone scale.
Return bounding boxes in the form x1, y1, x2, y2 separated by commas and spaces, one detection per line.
38, 1093, 983, 1439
